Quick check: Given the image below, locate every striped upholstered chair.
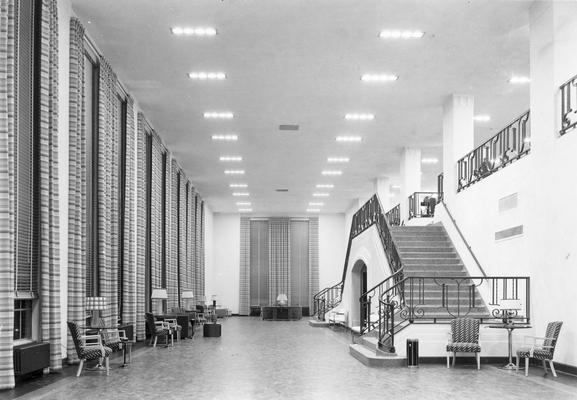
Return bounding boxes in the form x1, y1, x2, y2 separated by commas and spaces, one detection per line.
516, 321, 563, 377
446, 318, 481, 369
67, 321, 112, 377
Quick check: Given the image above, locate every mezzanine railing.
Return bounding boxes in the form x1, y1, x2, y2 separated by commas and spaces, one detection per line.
384, 204, 400, 226
457, 110, 530, 192
560, 74, 577, 136
377, 275, 530, 352
408, 192, 438, 220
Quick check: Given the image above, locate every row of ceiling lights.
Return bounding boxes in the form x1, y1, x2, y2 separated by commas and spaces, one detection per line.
171, 24, 530, 214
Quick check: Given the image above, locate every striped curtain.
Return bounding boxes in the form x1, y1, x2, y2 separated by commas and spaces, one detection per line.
150, 133, 165, 291
308, 217, 319, 310
66, 17, 86, 363
185, 183, 195, 297
178, 176, 189, 296
167, 159, 179, 309
97, 58, 119, 327
122, 97, 137, 329
268, 218, 290, 304
194, 193, 202, 301
135, 113, 148, 339
200, 201, 205, 300
38, 0, 61, 372
0, 0, 17, 388
239, 217, 250, 315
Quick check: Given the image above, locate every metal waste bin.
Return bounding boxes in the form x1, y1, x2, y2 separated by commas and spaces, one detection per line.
406, 338, 419, 367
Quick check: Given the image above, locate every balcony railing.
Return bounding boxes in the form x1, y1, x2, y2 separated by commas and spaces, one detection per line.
560, 74, 577, 136
457, 110, 530, 192
384, 204, 400, 226
437, 173, 444, 202
408, 192, 438, 220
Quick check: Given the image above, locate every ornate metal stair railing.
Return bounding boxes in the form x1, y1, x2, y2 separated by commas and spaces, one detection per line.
385, 204, 400, 226
560, 73, 577, 136
359, 268, 404, 335
457, 110, 530, 192
314, 281, 344, 321
377, 275, 531, 352
408, 192, 439, 220
437, 173, 444, 202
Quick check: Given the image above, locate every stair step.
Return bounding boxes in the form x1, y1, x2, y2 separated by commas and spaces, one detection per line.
397, 246, 454, 252
403, 264, 464, 270
349, 344, 404, 367
396, 241, 452, 247
400, 252, 457, 259
390, 227, 445, 233
402, 258, 462, 265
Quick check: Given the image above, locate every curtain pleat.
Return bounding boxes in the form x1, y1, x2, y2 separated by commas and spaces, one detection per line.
122, 97, 136, 329
66, 17, 85, 363
186, 183, 195, 297
194, 193, 201, 301
150, 134, 164, 290
200, 200, 205, 300
268, 218, 290, 304
135, 113, 147, 339
0, 0, 17, 388
178, 175, 188, 296
167, 159, 179, 309
239, 217, 250, 315
38, 0, 61, 371
308, 217, 319, 310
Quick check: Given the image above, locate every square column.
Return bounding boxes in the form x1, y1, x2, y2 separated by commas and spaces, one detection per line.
374, 177, 391, 212
442, 94, 474, 205
399, 148, 421, 222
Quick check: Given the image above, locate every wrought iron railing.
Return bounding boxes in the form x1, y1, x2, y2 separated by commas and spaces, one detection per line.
408, 192, 438, 219
313, 281, 344, 321
560, 74, 577, 136
457, 110, 530, 192
384, 204, 400, 226
377, 275, 530, 352
359, 269, 404, 335
437, 173, 444, 202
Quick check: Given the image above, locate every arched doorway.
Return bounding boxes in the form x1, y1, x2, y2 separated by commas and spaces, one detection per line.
350, 259, 368, 328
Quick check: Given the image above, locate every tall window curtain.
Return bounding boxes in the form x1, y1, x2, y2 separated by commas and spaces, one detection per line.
239, 217, 250, 315
250, 220, 269, 306
38, 0, 61, 372
66, 17, 86, 363
135, 113, 148, 340
178, 176, 189, 295
167, 160, 180, 309
194, 192, 202, 301
0, 0, 18, 389
150, 134, 165, 291
96, 58, 119, 327
200, 200, 205, 300
290, 220, 309, 306
121, 97, 136, 330
308, 217, 319, 310
268, 218, 290, 304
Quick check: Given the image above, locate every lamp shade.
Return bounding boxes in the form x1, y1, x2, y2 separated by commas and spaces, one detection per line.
85, 297, 107, 311
151, 288, 168, 300
211, 295, 218, 301
276, 294, 288, 302
181, 290, 194, 299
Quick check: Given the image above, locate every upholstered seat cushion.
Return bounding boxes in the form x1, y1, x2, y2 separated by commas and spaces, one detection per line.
516, 347, 552, 360
80, 346, 112, 360
447, 342, 481, 353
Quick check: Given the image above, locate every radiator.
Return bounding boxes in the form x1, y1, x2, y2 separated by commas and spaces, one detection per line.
13, 342, 50, 375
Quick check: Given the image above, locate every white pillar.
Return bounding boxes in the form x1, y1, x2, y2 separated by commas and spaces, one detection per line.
399, 148, 421, 222
442, 94, 474, 206
374, 177, 391, 212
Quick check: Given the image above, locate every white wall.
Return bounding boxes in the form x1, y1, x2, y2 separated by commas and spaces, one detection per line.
203, 205, 215, 302
319, 214, 346, 289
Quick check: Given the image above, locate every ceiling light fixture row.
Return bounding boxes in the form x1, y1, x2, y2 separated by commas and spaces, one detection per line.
232, 192, 249, 197
473, 115, 491, 122
204, 112, 234, 119
361, 74, 398, 82
189, 72, 226, 80
509, 76, 530, 84
306, 209, 320, 213
309, 202, 324, 206
345, 113, 374, 121
312, 193, 330, 197
171, 27, 217, 36
225, 170, 244, 175
336, 136, 362, 142
212, 134, 237, 141
421, 158, 439, 164
236, 202, 251, 206
327, 157, 349, 163
230, 183, 247, 188
322, 170, 342, 176
379, 30, 424, 39
220, 156, 242, 162
316, 184, 334, 189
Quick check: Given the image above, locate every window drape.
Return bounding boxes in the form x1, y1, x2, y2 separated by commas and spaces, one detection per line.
269, 218, 290, 304
239, 217, 250, 315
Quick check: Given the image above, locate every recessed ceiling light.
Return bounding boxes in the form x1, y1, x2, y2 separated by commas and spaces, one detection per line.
225, 170, 244, 175
345, 113, 374, 121
236, 202, 251, 206
313, 193, 330, 197
219, 156, 242, 162
189, 72, 226, 80
212, 134, 237, 141
239, 208, 253, 212
361, 74, 398, 82
171, 27, 217, 36
306, 209, 320, 213
509, 76, 530, 84
204, 112, 234, 119
230, 183, 247, 188
322, 170, 342, 176
233, 192, 249, 197
316, 184, 334, 189
473, 115, 491, 122
379, 30, 424, 39
327, 157, 350, 163
309, 202, 324, 206
391, 185, 401, 189
421, 158, 439, 164
336, 136, 362, 142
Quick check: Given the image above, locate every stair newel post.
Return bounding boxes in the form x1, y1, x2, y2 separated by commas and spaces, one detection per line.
389, 294, 395, 353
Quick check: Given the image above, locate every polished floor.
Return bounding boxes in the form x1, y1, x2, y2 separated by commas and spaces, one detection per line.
6, 317, 577, 400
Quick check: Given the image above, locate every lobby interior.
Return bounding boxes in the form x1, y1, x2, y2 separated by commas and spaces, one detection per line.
1, 0, 577, 399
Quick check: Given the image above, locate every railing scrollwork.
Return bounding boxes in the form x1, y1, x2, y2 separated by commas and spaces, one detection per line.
560, 74, 577, 136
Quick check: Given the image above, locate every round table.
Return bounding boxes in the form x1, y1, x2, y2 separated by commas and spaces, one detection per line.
487, 323, 531, 369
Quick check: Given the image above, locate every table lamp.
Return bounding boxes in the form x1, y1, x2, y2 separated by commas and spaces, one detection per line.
85, 296, 107, 327
151, 288, 168, 315
276, 293, 288, 306
181, 290, 194, 310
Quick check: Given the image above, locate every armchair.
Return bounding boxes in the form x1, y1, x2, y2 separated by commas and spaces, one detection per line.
67, 321, 112, 377
145, 312, 173, 347
164, 318, 182, 341
446, 318, 481, 370
516, 321, 563, 377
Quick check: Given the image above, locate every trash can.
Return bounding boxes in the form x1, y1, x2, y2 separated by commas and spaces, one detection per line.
406, 338, 419, 367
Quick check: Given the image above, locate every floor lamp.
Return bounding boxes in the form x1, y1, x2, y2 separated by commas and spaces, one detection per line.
151, 289, 168, 315
86, 297, 107, 327
181, 290, 194, 311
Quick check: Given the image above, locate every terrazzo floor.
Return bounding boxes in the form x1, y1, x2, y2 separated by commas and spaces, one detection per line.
4, 317, 577, 400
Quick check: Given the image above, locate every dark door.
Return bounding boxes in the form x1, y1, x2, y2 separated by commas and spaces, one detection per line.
360, 266, 368, 328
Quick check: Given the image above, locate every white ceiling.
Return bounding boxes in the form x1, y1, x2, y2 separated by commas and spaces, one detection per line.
70, 0, 531, 214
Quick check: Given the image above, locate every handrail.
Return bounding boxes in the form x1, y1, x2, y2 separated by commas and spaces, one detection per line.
313, 281, 344, 321
560, 74, 577, 136
384, 204, 400, 226
439, 200, 487, 277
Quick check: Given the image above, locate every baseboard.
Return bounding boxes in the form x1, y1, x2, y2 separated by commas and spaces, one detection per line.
419, 356, 509, 365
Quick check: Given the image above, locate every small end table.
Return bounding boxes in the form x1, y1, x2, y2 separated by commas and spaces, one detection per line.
488, 323, 531, 369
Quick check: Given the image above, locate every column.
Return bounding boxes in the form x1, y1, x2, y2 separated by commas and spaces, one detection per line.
442, 94, 474, 206
374, 177, 391, 212
399, 148, 421, 222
